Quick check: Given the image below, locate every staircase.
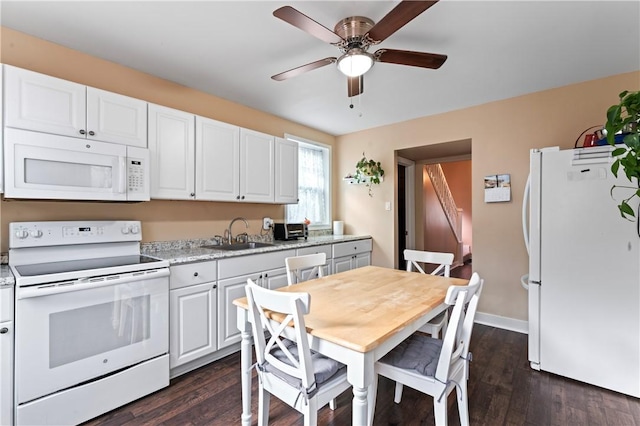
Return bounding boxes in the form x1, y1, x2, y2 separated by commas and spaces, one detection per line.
424, 164, 463, 265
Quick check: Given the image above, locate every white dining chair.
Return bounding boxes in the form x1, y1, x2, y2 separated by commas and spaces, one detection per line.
404, 249, 455, 338
368, 273, 484, 426
244, 279, 351, 426
285, 253, 326, 286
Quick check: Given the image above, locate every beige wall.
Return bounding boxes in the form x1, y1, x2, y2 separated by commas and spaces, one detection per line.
0, 27, 337, 251
336, 71, 640, 321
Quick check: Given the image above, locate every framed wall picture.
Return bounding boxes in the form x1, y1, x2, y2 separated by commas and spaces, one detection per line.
484, 174, 511, 203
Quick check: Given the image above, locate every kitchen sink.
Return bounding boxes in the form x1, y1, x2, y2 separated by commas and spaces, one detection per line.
201, 242, 275, 251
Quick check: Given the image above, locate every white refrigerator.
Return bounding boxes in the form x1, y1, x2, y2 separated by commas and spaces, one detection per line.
525, 146, 640, 398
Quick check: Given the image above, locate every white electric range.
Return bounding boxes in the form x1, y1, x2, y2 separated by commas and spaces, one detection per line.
9, 220, 170, 426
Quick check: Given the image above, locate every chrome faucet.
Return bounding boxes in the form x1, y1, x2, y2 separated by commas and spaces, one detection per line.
226, 217, 249, 244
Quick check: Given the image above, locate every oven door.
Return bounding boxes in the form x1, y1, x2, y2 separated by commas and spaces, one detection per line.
4, 128, 128, 201
15, 269, 169, 404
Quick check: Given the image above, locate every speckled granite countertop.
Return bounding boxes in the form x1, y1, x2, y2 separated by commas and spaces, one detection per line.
142, 235, 372, 265
0, 265, 15, 287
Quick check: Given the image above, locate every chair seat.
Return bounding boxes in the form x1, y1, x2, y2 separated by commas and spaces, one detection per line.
380, 333, 442, 377
262, 339, 346, 391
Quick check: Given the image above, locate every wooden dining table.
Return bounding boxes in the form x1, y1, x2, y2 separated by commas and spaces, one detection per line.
233, 265, 468, 426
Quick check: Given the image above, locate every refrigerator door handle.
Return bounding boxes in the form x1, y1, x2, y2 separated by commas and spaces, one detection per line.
522, 174, 531, 255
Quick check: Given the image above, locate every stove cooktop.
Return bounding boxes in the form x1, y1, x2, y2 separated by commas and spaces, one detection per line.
13, 255, 166, 278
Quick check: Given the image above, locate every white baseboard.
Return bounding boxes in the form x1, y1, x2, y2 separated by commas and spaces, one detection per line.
474, 311, 528, 334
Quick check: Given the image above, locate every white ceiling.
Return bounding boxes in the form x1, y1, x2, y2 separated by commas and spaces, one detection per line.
1, 1, 638, 136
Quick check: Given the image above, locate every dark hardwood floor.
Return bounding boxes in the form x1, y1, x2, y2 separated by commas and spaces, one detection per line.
84, 262, 640, 425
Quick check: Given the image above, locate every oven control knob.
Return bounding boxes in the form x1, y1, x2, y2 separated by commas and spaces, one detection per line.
30, 229, 43, 238
121, 227, 130, 234
130, 225, 140, 234
15, 229, 29, 239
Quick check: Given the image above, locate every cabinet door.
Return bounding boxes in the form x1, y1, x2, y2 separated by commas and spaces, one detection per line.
332, 256, 353, 274
0, 321, 13, 426
1, 66, 3, 193
196, 117, 240, 201
170, 283, 217, 368
240, 128, 274, 202
354, 252, 371, 269
274, 137, 298, 204
149, 104, 196, 200
263, 267, 290, 290
4, 65, 86, 137
86, 87, 147, 147
218, 272, 261, 349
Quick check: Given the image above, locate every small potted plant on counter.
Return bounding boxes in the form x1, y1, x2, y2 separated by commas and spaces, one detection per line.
605, 90, 640, 219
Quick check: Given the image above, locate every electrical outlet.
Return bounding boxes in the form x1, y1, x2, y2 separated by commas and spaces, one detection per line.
262, 217, 273, 230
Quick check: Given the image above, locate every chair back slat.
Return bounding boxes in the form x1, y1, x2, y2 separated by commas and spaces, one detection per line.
285, 253, 326, 285
404, 249, 454, 277
434, 273, 483, 383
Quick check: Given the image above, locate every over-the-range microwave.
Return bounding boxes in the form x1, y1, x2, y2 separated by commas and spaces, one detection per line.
3, 128, 150, 201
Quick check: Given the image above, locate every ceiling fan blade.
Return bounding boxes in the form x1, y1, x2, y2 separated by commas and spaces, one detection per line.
367, 1, 439, 43
348, 75, 363, 97
273, 6, 343, 45
271, 58, 336, 81
375, 49, 447, 69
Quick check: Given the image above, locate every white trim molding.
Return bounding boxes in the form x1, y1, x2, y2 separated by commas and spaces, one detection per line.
474, 312, 528, 334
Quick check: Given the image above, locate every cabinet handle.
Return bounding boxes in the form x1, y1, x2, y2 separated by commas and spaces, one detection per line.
241, 195, 245, 200
264, 273, 268, 278
190, 193, 195, 197
79, 129, 86, 135
193, 272, 199, 277
0, 327, 8, 334
236, 195, 241, 200
212, 284, 217, 289
88, 130, 95, 136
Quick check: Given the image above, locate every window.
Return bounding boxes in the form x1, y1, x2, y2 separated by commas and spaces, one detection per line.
285, 135, 331, 229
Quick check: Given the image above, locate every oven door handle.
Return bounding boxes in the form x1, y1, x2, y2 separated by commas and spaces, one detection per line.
16, 268, 170, 299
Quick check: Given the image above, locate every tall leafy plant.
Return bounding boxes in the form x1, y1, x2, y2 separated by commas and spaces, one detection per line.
606, 90, 640, 219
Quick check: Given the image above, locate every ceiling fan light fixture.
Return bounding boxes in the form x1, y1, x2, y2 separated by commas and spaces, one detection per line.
337, 49, 374, 77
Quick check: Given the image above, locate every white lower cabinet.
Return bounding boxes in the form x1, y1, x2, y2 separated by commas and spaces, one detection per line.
217, 249, 295, 348
1, 285, 14, 426
332, 239, 372, 273
169, 261, 217, 368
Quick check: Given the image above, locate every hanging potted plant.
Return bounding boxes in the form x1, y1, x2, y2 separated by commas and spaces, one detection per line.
354, 152, 385, 197
605, 90, 640, 219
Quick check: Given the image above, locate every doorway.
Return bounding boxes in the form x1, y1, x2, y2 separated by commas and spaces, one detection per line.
395, 139, 472, 270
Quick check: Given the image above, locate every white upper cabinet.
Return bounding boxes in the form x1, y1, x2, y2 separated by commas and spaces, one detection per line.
240, 128, 274, 203
1, 65, 3, 193
149, 104, 196, 199
4, 65, 86, 138
274, 137, 298, 204
86, 87, 147, 147
195, 116, 240, 201
4, 65, 147, 147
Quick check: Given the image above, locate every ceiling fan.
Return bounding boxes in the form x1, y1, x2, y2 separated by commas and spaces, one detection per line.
271, 1, 447, 98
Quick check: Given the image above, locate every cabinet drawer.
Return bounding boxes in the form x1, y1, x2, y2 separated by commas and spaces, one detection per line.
170, 261, 217, 290
332, 239, 372, 258
0, 287, 13, 322
296, 244, 332, 258
218, 249, 296, 280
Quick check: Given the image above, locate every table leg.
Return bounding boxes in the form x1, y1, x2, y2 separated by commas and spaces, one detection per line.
237, 307, 253, 426
352, 385, 369, 426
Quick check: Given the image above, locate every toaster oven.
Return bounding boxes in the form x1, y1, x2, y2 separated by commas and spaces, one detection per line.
273, 223, 308, 240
